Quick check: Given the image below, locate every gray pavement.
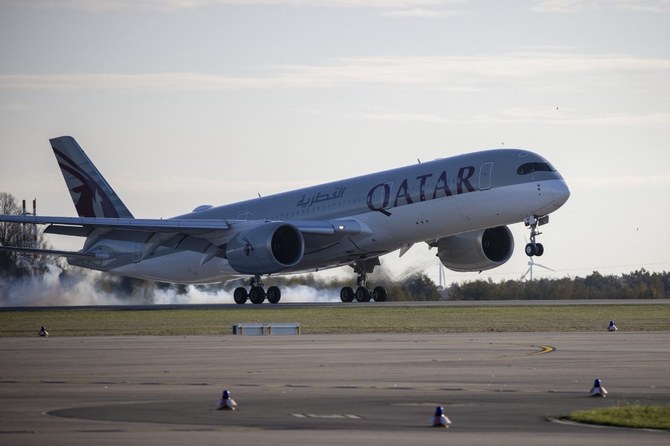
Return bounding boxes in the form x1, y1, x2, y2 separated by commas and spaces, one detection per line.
1, 332, 668, 445
2, 298, 669, 311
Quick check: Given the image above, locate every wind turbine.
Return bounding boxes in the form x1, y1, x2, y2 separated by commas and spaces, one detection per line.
520, 255, 555, 281
437, 262, 446, 290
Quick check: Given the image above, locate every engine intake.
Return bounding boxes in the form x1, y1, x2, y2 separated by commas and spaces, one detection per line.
226, 222, 304, 274
437, 226, 514, 272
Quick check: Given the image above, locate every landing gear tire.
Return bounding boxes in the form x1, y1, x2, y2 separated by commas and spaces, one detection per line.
373, 286, 387, 302
340, 286, 355, 302
525, 243, 537, 257
233, 287, 248, 305
355, 287, 371, 302
344, 259, 388, 303
266, 286, 281, 304
249, 286, 266, 304
525, 242, 545, 257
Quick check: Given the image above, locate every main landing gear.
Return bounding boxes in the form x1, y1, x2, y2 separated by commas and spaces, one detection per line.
233, 275, 281, 305
524, 215, 549, 257
340, 260, 388, 303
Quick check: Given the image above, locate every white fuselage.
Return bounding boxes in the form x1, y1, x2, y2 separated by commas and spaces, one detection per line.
0, 138, 570, 289
107, 150, 569, 284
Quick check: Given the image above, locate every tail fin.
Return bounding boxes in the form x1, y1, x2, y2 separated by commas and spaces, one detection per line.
50, 136, 134, 218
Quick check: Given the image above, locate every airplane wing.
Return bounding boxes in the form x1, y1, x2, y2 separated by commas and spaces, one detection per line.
0, 215, 230, 232
0, 215, 362, 235
0, 245, 109, 259
0, 214, 365, 261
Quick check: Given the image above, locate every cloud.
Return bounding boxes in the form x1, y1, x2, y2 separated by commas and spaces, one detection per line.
570, 174, 670, 191
361, 112, 452, 123
558, 112, 670, 127
0, 103, 31, 112
531, 0, 588, 13
532, 0, 670, 14
8, 0, 469, 13
358, 108, 670, 127
500, 108, 670, 126
0, 73, 275, 90
382, 7, 466, 18
13, 0, 668, 14
2, 52, 669, 92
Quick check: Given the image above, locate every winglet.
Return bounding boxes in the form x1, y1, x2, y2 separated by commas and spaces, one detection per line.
50, 136, 134, 218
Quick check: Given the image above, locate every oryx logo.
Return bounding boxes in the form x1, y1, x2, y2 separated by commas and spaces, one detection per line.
242, 236, 254, 257
54, 148, 119, 218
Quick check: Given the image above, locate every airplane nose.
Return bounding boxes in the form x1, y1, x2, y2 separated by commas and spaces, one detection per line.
544, 179, 570, 211
554, 179, 571, 208
534, 179, 571, 215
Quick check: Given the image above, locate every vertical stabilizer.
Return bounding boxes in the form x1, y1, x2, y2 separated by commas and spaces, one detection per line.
50, 136, 134, 218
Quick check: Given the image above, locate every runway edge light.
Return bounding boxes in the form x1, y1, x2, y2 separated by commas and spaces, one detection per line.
589, 379, 608, 398
431, 406, 451, 428
216, 389, 238, 410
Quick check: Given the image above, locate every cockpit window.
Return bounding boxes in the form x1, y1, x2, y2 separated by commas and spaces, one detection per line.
517, 162, 555, 175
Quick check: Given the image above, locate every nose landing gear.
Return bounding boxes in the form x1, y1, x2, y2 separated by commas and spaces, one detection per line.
524, 215, 549, 257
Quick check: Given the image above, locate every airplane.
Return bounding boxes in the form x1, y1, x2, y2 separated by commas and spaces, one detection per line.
0, 136, 570, 304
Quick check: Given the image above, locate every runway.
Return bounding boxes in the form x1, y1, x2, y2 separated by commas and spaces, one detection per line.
1, 332, 668, 445
2, 298, 669, 311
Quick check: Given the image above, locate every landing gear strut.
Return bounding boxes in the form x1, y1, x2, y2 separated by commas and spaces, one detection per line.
524, 215, 549, 257
233, 275, 281, 305
340, 260, 387, 303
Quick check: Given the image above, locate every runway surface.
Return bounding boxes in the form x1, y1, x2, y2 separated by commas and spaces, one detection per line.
2, 298, 669, 311
1, 332, 668, 445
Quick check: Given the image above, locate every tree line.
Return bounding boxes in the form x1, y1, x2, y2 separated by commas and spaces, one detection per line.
0, 192, 56, 278
446, 269, 670, 300
225, 269, 670, 301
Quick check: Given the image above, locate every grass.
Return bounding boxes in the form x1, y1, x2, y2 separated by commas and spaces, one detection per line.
566, 405, 670, 430
0, 304, 668, 336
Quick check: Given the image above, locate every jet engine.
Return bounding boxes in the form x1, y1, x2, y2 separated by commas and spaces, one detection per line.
437, 226, 514, 272
226, 222, 304, 274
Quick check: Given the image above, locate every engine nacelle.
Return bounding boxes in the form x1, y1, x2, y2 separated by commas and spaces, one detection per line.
226, 222, 304, 275
437, 226, 514, 272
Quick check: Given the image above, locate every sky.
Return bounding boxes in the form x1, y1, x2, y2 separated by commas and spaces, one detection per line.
0, 0, 669, 288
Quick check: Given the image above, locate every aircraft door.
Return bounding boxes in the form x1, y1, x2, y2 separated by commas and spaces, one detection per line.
479, 162, 493, 191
